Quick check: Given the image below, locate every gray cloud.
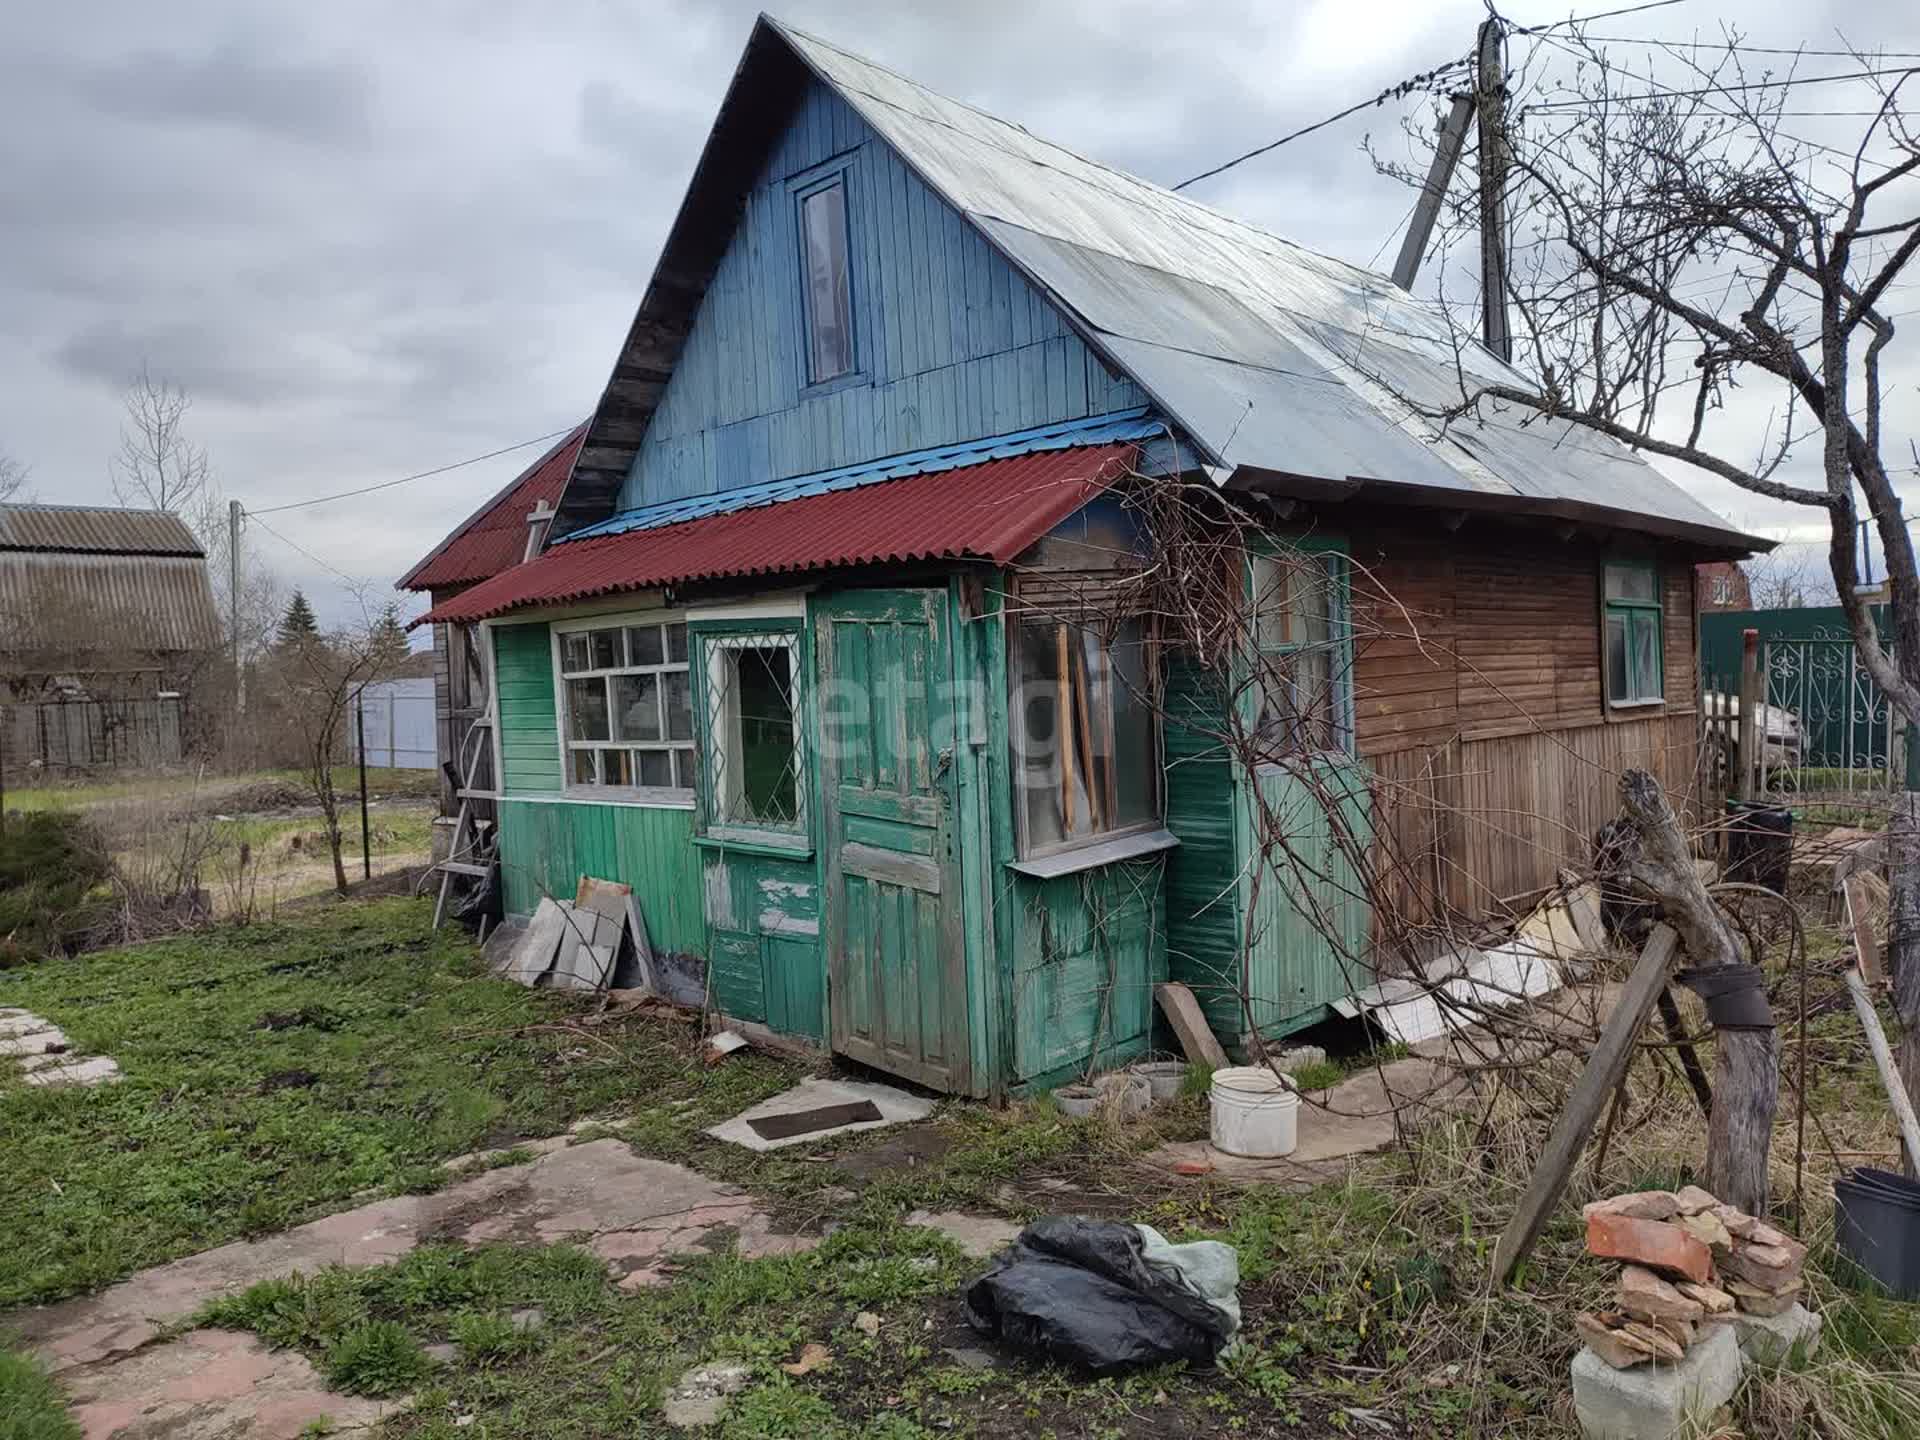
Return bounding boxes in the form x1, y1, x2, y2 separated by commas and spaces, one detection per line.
73, 40, 374, 144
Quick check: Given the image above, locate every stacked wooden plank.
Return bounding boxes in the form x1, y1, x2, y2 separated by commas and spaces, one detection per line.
1574, 1187, 1807, 1369
504, 876, 656, 994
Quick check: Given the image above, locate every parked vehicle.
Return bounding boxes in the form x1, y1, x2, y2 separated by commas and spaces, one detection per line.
1702, 691, 1803, 772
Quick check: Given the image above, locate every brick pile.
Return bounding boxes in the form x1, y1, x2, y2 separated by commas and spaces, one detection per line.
1573, 1185, 1806, 1369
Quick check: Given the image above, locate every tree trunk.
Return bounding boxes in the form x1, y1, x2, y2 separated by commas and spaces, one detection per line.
1888, 789, 1920, 1178
1617, 769, 1779, 1215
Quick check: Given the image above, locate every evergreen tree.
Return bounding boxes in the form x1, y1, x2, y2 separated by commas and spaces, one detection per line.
369, 601, 410, 672
277, 590, 320, 649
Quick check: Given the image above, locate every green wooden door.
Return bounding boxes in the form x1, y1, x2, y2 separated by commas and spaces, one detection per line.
815, 589, 968, 1092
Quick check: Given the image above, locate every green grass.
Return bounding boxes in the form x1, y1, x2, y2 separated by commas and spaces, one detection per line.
0, 898, 802, 1307
4, 767, 439, 815
0, 1349, 78, 1440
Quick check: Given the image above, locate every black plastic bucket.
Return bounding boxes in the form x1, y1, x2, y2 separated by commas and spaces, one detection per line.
1725, 800, 1794, 894
1835, 1166, 1920, 1299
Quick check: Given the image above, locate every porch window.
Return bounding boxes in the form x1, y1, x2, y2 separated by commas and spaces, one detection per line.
1013, 616, 1159, 856
555, 617, 694, 797
798, 177, 855, 384
703, 633, 806, 836
1604, 557, 1664, 706
1250, 547, 1352, 756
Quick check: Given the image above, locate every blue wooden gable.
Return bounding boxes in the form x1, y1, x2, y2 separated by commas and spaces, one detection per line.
619, 78, 1149, 511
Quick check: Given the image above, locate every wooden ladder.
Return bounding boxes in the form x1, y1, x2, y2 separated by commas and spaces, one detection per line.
433, 713, 497, 929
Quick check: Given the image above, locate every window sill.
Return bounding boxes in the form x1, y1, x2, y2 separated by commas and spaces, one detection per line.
1008, 828, 1180, 879
506, 790, 694, 810
694, 831, 814, 861
1606, 697, 1667, 711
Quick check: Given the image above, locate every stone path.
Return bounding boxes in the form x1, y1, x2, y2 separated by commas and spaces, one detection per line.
12, 1136, 816, 1439
0, 1008, 121, 1087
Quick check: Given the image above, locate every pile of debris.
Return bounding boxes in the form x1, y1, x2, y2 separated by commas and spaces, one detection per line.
1574, 1185, 1807, 1369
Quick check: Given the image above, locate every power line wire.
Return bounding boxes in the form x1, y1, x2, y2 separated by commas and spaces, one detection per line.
248, 426, 576, 515
1523, 64, 1920, 109
1511, 0, 1693, 32
1172, 58, 1472, 191
1575, 34, 1920, 60
247, 510, 364, 588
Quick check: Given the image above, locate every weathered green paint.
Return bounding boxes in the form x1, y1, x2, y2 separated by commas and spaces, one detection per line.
492, 621, 562, 795
1162, 655, 1246, 1042
699, 848, 824, 1041
814, 587, 969, 1092
494, 798, 706, 955
1008, 861, 1166, 1083
952, 574, 1004, 1098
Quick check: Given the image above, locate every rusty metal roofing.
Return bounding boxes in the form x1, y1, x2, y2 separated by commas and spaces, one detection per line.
0, 551, 222, 654
422, 440, 1137, 625
397, 425, 587, 592
0, 503, 204, 556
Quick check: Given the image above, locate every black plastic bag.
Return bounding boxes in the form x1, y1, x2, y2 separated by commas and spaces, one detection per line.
964, 1217, 1232, 1375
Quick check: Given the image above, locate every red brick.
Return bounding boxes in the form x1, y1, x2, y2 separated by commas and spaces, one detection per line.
1585, 1212, 1713, 1284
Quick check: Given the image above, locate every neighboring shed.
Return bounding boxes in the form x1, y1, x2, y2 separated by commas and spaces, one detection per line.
415, 19, 1766, 1095
0, 503, 222, 696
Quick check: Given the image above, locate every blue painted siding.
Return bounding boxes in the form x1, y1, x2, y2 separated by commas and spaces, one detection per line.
621, 79, 1146, 509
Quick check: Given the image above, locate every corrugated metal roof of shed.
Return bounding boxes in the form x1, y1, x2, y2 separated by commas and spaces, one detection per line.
0, 551, 222, 654
397, 425, 588, 592
0, 504, 204, 556
421, 440, 1137, 626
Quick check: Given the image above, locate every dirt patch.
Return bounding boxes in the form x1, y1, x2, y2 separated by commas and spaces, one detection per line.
253, 1005, 344, 1033
257, 1069, 319, 1094
833, 1127, 958, 1183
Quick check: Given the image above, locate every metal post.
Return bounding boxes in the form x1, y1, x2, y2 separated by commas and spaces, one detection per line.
1475, 17, 1511, 362
1736, 628, 1761, 803
228, 499, 244, 745
356, 690, 371, 881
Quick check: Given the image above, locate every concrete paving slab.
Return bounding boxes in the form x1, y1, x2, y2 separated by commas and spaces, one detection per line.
707, 1076, 937, 1152
906, 1210, 1020, 1260
1142, 1056, 1474, 1181
24, 1056, 121, 1087
13, 1139, 805, 1375
61, 1327, 393, 1439
0, 1013, 56, 1036
0, 1027, 67, 1057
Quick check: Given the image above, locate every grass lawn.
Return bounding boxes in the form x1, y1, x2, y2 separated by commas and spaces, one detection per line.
4, 767, 440, 816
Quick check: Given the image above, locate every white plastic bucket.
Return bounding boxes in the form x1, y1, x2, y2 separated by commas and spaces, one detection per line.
1209, 1066, 1300, 1158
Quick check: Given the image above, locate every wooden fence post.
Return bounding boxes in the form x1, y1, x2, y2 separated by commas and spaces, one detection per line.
1736, 628, 1761, 803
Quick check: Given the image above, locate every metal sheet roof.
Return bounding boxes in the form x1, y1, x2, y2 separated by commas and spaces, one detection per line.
421, 440, 1137, 626
0, 504, 204, 556
774, 21, 1763, 550
398, 425, 587, 592
0, 551, 222, 655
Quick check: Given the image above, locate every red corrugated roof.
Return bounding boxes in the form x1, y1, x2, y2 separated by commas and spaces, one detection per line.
397, 425, 587, 592
420, 441, 1135, 625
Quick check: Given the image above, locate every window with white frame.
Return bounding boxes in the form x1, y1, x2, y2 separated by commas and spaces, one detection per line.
556, 617, 694, 795
1250, 547, 1353, 756
703, 632, 805, 835
1013, 615, 1160, 857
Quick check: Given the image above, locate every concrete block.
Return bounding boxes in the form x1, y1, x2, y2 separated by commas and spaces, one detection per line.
707, 1076, 935, 1152
1572, 1323, 1741, 1440
1735, 1303, 1822, 1367
23, 1056, 120, 1087
0, 1027, 66, 1057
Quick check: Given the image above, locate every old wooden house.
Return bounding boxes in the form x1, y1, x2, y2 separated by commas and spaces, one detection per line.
413, 19, 1763, 1095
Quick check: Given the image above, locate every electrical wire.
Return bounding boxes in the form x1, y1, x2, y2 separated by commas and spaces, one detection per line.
1511, 0, 1693, 32
248, 426, 577, 515
247, 510, 364, 588
1567, 35, 1920, 60
1522, 64, 1920, 109
1171, 58, 1471, 191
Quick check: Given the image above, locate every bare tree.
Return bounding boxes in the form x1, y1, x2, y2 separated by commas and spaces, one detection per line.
256, 614, 390, 895
1374, 25, 1920, 1181
0, 449, 30, 503
1747, 545, 1837, 610
113, 370, 210, 515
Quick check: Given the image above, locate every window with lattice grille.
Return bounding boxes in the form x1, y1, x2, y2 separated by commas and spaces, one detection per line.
702, 632, 806, 836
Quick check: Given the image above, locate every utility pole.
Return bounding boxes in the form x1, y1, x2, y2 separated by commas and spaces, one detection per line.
1476, 15, 1512, 362
229, 499, 245, 750
1392, 92, 1474, 291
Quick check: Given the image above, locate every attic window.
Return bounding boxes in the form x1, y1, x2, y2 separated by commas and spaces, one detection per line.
799, 178, 855, 383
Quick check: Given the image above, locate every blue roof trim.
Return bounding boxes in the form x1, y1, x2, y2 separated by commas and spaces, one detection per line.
557, 408, 1164, 545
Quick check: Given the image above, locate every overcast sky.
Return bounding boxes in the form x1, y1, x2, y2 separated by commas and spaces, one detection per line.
3, 0, 1915, 628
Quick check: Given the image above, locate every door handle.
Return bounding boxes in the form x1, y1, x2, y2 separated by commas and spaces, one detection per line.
934, 748, 953, 781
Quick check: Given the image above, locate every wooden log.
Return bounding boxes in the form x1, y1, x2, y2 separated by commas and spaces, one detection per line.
1493, 924, 1679, 1285
1845, 967, 1920, 1167
1847, 874, 1885, 986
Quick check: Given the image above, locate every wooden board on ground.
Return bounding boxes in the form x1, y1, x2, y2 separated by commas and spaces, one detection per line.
1845, 967, 1920, 1166
507, 898, 567, 986
1156, 983, 1230, 1070
747, 1100, 884, 1141
1492, 924, 1680, 1284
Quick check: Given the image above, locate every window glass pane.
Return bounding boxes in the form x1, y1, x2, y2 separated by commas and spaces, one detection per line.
1630, 610, 1662, 699
664, 670, 693, 741
570, 749, 597, 785
1605, 612, 1630, 700
612, 672, 661, 741
560, 632, 590, 674
801, 183, 854, 381
637, 750, 673, 788
1605, 560, 1658, 603
1256, 554, 1339, 753
738, 647, 798, 824
1108, 621, 1157, 827
665, 622, 688, 664
674, 748, 697, 791
601, 748, 634, 787
627, 625, 664, 667
592, 629, 622, 669
1016, 619, 1083, 850
1252, 554, 1293, 649
566, 678, 610, 741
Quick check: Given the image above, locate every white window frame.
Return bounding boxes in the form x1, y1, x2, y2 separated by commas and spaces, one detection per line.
701, 630, 808, 843
550, 610, 695, 808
